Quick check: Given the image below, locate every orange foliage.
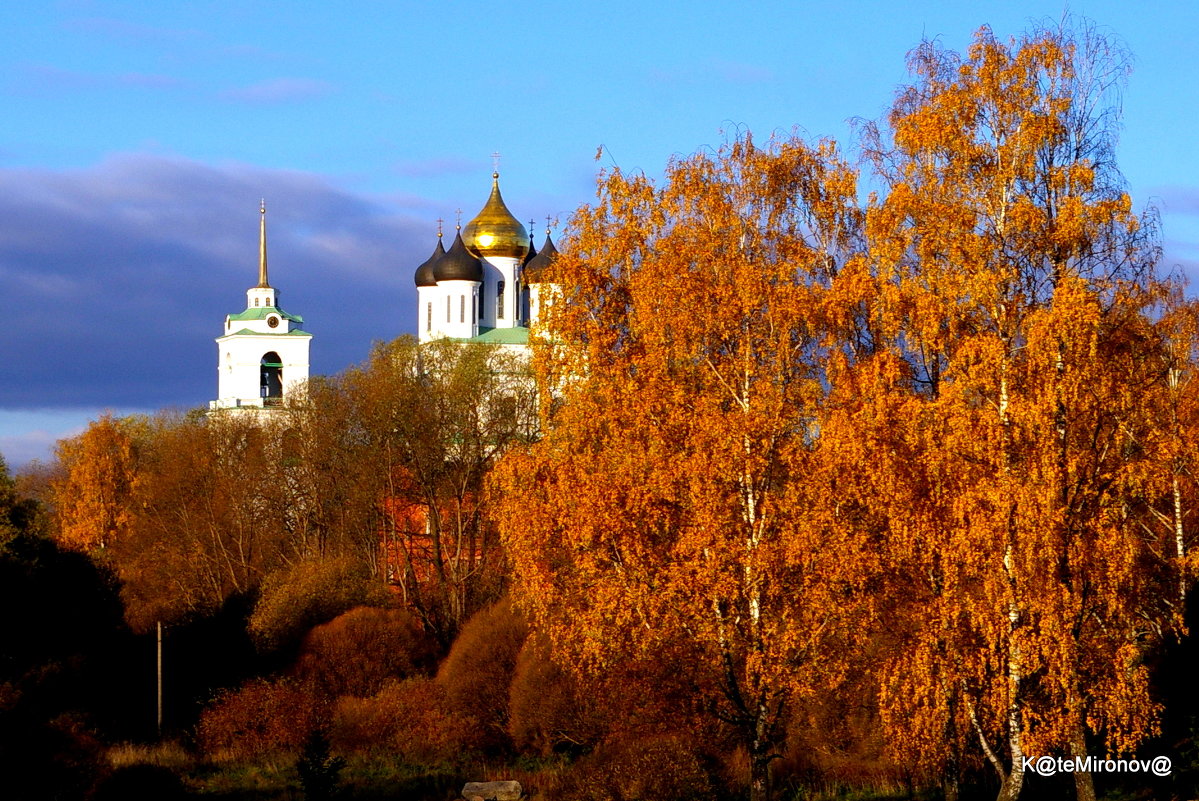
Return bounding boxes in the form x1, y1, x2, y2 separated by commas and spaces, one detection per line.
560, 735, 714, 801
330, 677, 484, 763
248, 556, 392, 652
847, 20, 1189, 801
294, 605, 436, 698
435, 596, 528, 751
507, 632, 602, 756
51, 414, 141, 552
197, 678, 325, 760
494, 131, 871, 801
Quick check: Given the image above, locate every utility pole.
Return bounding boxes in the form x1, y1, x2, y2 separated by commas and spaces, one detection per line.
157, 620, 163, 738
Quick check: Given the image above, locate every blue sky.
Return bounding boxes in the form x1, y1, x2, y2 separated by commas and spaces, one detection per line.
2, 0, 1198, 468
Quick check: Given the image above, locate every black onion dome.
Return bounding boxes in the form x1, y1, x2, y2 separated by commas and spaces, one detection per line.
522, 232, 559, 284
414, 237, 445, 287
522, 231, 538, 266
432, 231, 484, 283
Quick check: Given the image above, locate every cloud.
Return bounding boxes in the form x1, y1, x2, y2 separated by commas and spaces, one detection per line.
219, 78, 337, 103
1152, 186, 1199, 217
62, 16, 203, 43
15, 63, 188, 93
649, 58, 775, 87
0, 428, 70, 471
0, 154, 429, 414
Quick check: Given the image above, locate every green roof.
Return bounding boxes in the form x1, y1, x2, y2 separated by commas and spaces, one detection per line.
227, 306, 304, 323
465, 326, 530, 345
220, 328, 313, 339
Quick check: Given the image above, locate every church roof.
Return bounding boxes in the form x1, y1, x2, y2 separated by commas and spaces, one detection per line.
433, 231, 484, 283
466, 326, 530, 345
522, 232, 559, 284
414, 236, 445, 287
522, 223, 538, 266
463, 173, 530, 260
219, 328, 313, 339
228, 306, 305, 323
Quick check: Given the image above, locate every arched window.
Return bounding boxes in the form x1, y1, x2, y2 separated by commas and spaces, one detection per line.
426, 301, 432, 332
497, 280, 506, 319
446, 295, 451, 323
460, 294, 465, 323
260, 352, 283, 405
478, 283, 485, 320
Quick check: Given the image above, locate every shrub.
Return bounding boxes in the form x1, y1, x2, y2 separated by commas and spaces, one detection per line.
508, 632, 601, 756
197, 678, 325, 761
294, 606, 436, 699
297, 730, 345, 801
562, 734, 714, 801
248, 557, 392, 653
331, 677, 484, 764
435, 596, 527, 750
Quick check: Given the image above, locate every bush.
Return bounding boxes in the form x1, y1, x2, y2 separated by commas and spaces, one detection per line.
297, 730, 345, 801
294, 606, 436, 699
435, 597, 527, 751
248, 557, 392, 653
562, 734, 714, 801
331, 677, 484, 764
197, 678, 325, 761
508, 632, 601, 756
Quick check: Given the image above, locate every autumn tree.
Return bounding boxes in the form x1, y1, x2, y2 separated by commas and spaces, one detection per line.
319, 336, 537, 645
494, 133, 869, 801
51, 414, 142, 552
114, 412, 294, 630
851, 21, 1185, 801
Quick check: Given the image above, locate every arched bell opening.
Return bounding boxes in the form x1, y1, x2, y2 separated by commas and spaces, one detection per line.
260, 351, 283, 405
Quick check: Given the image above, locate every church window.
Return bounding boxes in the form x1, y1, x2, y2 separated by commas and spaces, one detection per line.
460, 294, 465, 323
446, 296, 451, 323
254, 298, 260, 306
497, 281, 505, 319
260, 351, 283, 405
478, 283, 485, 319
427, 302, 432, 332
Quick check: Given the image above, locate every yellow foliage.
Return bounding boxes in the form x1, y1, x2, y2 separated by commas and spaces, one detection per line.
51, 414, 142, 552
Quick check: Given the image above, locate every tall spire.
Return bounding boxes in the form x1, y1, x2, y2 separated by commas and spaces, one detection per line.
257, 200, 270, 288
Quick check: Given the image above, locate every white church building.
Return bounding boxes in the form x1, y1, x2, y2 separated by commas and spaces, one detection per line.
414, 171, 559, 350
209, 173, 559, 410
210, 203, 312, 411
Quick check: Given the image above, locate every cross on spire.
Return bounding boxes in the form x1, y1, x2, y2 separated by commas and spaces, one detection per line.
455, 208, 462, 229
491, 151, 501, 173
436, 217, 444, 238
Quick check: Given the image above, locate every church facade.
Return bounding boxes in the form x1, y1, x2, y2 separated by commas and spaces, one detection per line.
210, 204, 312, 411
414, 171, 559, 351
209, 172, 559, 411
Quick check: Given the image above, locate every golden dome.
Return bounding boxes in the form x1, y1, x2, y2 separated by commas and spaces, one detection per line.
463, 173, 530, 260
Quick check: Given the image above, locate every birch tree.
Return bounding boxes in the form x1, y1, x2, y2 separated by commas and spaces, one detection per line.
494, 134, 868, 801
854, 21, 1183, 801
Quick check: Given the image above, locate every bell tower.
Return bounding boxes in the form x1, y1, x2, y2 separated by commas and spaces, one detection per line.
210, 203, 313, 411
